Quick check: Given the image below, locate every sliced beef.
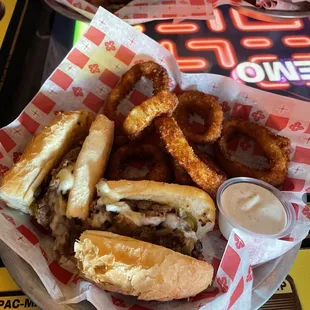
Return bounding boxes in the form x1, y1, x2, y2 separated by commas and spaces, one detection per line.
149, 203, 172, 214
51, 147, 81, 177
35, 147, 82, 258
152, 228, 186, 253
108, 214, 203, 259
36, 147, 81, 228
192, 240, 203, 260
36, 185, 59, 228
36, 199, 53, 228
108, 214, 142, 236
53, 218, 85, 260
134, 225, 157, 240
142, 210, 164, 217
122, 200, 173, 216
122, 200, 139, 211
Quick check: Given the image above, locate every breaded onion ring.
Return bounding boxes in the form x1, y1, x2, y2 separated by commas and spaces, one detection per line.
155, 116, 226, 197
123, 90, 178, 139
104, 61, 169, 133
172, 160, 194, 186
106, 144, 171, 182
172, 146, 223, 187
215, 119, 290, 186
174, 90, 223, 144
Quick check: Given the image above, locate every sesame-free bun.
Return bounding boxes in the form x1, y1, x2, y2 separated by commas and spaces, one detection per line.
66, 114, 114, 220
97, 180, 216, 238
0, 110, 93, 214
75, 230, 213, 301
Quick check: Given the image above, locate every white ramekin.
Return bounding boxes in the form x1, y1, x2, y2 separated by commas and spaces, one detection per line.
216, 177, 296, 240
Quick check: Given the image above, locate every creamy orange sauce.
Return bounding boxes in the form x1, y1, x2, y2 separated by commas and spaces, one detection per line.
221, 183, 287, 235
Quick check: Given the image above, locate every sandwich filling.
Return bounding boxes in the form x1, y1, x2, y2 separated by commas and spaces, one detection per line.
33, 155, 204, 260
89, 199, 203, 259
35, 147, 84, 259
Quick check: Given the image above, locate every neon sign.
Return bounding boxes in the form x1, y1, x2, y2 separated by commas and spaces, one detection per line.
235, 60, 310, 85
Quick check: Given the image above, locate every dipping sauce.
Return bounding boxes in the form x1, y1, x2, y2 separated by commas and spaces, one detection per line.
221, 183, 287, 235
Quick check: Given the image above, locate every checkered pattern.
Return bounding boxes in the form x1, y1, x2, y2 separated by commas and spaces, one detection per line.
53, 0, 307, 24
53, 0, 214, 23
0, 7, 310, 310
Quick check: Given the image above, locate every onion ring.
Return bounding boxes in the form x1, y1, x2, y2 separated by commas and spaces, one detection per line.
106, 143, 171, 182
123, 90, 178, 139
174, 90, 223, 144
215, 119, 290, 186
104, 61, 169, 133
172, 160, 194, 186
155, 116, 226, 197
172, 146, 223, 187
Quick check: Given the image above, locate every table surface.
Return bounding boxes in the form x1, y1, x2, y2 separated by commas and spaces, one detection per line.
0, 2, 310, 309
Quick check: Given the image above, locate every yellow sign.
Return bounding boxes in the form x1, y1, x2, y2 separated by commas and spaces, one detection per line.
0, 269, 19, 292
0, 296, 37, 310
0, 266, 38, 310
276, 279, 293, 294
0, 0, 17, 48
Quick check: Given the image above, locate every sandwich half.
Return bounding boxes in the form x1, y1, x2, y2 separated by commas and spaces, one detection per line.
75, 230, 213, 301
0, 110, 93, 214
66, 114, 114, 220
74, 179, 215, 300
34, 114, 114, 258
0, 112, 115, 259
93, 179, 215, 249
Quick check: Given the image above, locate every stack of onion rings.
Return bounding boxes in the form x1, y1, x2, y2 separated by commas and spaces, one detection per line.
106, 143, 171, 182
155, 116, 226, 198
104, 61, 169, 134
123, 90, 178, 139
104, 60, 290, 194
215, 119, 290, 186
174, 90, 223, 144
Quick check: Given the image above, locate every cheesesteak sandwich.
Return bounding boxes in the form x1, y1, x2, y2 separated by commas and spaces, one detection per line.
0, 111, 115, 258
75, 231, 214, 301
0, 110, 93, 214
74, 180, 215, 300
88, 180, 216, 258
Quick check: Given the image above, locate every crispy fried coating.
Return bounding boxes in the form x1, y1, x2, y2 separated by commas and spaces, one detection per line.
215, 119, 290, 186
124, 90, 178, 139
174, 90, 223, 144
155, 116, 226, 197
104, 61, 169, 133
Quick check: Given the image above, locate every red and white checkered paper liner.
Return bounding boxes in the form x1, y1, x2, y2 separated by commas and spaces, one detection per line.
54, 0, 215, 23
0, 7, 310, 310
52, 0, 308, 24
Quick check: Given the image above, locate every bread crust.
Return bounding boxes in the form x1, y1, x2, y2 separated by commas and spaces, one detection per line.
97, 180, 216, 238
0, 111, 94, 214
67, 115, 114, 219
75, 230, 213, 301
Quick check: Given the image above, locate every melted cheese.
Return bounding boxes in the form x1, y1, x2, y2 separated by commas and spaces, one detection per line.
106, 202, 165, 227
56, 165, 74, 195
97, 180, 121, 204
162, 213, 188, 230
